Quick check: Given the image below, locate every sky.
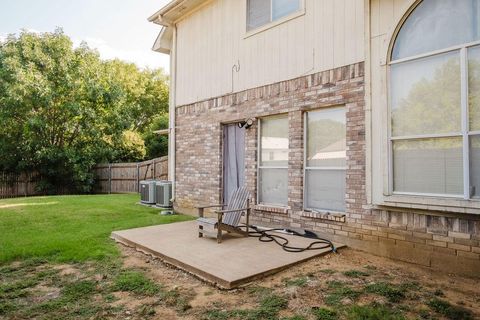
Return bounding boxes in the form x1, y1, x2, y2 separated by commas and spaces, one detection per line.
0, 0, 171, 72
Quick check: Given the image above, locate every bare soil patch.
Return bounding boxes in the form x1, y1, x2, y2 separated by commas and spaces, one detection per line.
114, 245, 480, 320
1, 244, 478, 320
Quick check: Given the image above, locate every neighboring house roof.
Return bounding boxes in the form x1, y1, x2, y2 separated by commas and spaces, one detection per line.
311, 138, 347, 160
149, 0, 206, 53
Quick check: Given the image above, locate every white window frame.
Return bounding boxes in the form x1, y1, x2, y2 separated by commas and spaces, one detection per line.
257, 115, 289, 207
303, 107, 347, 213
388, 39, 480, 201
245, 0, 305, 38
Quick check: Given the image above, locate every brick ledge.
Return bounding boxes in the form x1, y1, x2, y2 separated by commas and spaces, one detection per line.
302, 210, 346, 223
254, 205, 290, 215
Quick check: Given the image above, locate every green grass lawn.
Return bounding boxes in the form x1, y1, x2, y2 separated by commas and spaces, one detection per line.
0, 194, 193, 263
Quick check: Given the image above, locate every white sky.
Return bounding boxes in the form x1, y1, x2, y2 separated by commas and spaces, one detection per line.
0, 0, 171, 72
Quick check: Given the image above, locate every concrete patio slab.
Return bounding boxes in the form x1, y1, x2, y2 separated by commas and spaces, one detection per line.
111, 221, 344, 289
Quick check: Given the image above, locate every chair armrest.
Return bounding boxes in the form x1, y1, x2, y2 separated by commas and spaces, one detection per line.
214, 207, 250, 214
195, 204, 224, 209
197, 204, 226, 218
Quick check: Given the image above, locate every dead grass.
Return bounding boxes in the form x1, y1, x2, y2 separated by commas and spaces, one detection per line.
0, 247, 479, 320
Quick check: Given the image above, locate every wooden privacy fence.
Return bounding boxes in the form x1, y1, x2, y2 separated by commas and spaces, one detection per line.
0, 172, 72, 199
0, 172, 38, 199
93, 156, 168, 194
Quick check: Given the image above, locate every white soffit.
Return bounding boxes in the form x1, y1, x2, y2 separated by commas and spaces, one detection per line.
152, 27, 173, 54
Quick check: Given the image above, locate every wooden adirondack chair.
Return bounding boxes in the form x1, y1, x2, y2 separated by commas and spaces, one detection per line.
196, 187, 250, 243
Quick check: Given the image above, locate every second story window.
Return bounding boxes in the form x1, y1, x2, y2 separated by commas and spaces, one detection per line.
247, 0, 301, 31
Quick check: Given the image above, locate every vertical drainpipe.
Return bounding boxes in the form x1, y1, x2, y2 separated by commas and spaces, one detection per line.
169, 24, 178, 203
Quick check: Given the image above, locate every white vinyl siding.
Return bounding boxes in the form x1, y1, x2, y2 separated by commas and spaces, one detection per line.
175, 0, 365, 106
389, 0, 480, 200
247, 0, 301, 31
304, 107, 346, 212
258, 116, 289, 206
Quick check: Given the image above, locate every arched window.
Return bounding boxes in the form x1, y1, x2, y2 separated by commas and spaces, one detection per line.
390, 0, 480, 199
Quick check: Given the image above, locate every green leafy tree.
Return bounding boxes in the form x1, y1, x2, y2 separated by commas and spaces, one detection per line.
0, 29, 169, 193
143, 113, 169, 159
112, 130, 147, 162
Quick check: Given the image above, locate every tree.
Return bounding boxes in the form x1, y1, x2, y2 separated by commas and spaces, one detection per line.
143, 113, 169, 159
0, 29, 169, 193
113, 130, 147, 162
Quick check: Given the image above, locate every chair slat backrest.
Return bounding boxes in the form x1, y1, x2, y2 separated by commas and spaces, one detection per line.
222, 187, 249, 226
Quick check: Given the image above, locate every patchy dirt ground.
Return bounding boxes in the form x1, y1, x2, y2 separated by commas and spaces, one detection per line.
1, 245, 479, 320
119, 246, 480, 320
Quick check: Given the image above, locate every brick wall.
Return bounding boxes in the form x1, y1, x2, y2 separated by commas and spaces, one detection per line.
174, 62, 480, 276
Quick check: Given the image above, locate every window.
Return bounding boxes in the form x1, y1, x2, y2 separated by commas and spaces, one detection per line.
390, 0, 480, 199
247, 0, 301, 31
305, 107, 346, 212
258, 115, 288, 206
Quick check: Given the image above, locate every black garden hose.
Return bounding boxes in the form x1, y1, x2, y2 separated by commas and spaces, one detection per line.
240, 225, 337, 253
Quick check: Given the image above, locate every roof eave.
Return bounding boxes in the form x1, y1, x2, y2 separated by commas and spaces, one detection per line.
148, 0, 188, 25
152, 26, 173, 55
148, 0, 180, 22
149, 0, 206, 26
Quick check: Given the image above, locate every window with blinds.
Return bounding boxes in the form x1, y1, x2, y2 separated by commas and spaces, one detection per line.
389, 0, 480, 199
258, 115, 289, 206
304, 107, 347, 212
247, 0, 301, 31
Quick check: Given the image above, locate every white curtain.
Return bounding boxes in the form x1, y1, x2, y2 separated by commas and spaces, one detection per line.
223, 125, 245, 203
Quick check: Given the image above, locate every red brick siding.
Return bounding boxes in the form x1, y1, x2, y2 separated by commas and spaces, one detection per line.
174, 62, 480, 276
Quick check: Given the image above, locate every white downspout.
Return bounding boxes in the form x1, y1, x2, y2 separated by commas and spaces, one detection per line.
169, 25, 177, 201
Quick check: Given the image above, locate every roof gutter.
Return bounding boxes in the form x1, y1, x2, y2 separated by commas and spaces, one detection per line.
148, 0, 188, 25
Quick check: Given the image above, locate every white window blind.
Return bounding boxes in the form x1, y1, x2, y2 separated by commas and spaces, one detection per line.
258, 116, 289, 206
247, 0, 301, 31
247, 0, 271, 31
305, 107, 346, 212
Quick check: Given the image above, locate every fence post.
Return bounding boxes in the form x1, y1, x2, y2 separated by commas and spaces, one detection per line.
152, 158, 156, 180
108, 164, 112, 194
136, 163, 140, 192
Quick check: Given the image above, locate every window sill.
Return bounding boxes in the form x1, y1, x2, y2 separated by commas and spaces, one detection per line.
254, 204, 290, 214
302, 210, 346, 223
244, 9, 305, 39
377, 194, 480, 215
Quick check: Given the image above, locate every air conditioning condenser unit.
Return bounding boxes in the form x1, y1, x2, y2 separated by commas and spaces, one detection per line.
140, 180, 156, 204
156, 181, 173, 208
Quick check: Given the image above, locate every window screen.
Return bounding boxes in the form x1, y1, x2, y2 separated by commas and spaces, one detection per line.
247, 0, 301, 31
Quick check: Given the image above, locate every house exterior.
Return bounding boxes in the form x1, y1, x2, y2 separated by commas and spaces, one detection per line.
149, 0, 480, 276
